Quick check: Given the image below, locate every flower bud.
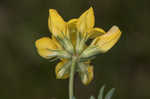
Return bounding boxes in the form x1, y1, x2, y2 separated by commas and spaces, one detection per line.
78, 62, 94, 85
55, 60, 71, 79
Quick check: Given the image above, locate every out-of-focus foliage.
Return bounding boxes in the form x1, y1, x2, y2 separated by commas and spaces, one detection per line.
0, 0, 150, 99
90, 85, 115, 99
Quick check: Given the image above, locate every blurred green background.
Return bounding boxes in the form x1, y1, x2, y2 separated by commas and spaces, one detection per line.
1, 0, 150, 99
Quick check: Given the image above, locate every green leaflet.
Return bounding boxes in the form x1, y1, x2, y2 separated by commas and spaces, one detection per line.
104, 88, 115, 99
90, 85, 115, 99
90, 96, 95, 99
98, 85, 105, 99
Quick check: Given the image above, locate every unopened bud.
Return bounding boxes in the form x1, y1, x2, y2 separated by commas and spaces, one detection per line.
56, 61, 71, 79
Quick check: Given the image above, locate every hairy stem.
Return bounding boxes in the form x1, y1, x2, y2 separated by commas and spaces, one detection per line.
69, 57, 77, 99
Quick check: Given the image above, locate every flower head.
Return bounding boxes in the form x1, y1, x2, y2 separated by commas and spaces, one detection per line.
35, 7, 121, 85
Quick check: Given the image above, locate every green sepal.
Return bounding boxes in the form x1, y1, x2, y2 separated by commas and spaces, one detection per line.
76, 38, 86, 55
80, 45, 100, 59
56, 36, 74, 54
76, 32, 85, 54
47, 49, 71, 59
63, 38, 74, 54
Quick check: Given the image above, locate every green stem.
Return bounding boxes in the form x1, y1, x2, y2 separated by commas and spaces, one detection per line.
69, 57, 77, 99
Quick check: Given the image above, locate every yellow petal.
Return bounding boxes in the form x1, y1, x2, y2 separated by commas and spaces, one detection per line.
77, 7, 95, 34
68, 18, 78, 34
35, 37, 57, 50
92, 25, 121, 53
55, 60, 69, 79
48, 9, 67, 37
52, 36, 62, 49
35, 37, 58, 58
88, 27, 106, 39
67, 18, 78, 45
37, 49, 53, 59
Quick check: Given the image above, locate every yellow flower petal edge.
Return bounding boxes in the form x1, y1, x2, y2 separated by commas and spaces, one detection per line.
92, 25, 121, 53
68, 19, 78, 24
55, 60, 69, 79
77, 7, 95, 35
67, 18, 78, 34
48, 9, 67, 37
88, 27, 106, 39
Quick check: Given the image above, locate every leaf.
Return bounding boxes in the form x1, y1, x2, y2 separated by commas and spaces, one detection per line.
104, 88, 115, 99
90, 96, 95, 99
98, 85, 105, 99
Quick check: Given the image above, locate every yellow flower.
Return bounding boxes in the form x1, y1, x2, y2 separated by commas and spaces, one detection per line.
35, 7, 121, 85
